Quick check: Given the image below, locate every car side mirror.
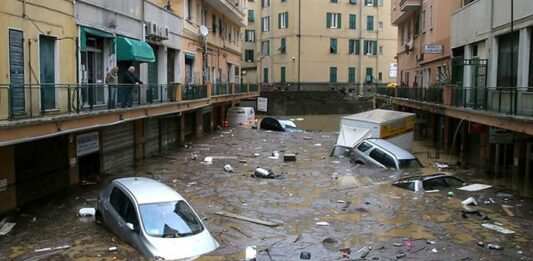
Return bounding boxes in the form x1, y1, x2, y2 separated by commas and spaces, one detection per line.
126, 223, 136, 231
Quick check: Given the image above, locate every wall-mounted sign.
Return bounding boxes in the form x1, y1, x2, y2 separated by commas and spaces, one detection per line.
146, 21, 169, 40
76, 132, 100, 157
424, 44, 443, 54
489, 127, 513, 144
257, 97, 268, 112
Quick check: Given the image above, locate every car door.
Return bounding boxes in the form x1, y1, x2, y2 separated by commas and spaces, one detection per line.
106, 186, 140, 243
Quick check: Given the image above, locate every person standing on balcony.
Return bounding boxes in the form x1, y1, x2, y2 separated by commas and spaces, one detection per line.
122, 66, 142, 108
106, 66, 119, 109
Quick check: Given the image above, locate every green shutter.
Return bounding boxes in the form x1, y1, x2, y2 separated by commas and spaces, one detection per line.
348, 40, 353, 54
338, 13, 341, 28
330, 38, 337, 53
364, 40, 368, 54
373, 41, 378, 55
327, 13, 332, 28
261, 18, 264, 31
278, 13, 281, 29
367, 16, 374, 31
330, 67, 337, 83
281, 67, 286, 83
285, 12, 289, 28
279, 38, 286, 53
349, 14, 356, 29
356, 40, 360, 54
349, 67, 355, 83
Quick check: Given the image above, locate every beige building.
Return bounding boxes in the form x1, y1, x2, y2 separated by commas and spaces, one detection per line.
242, 0, 397, 92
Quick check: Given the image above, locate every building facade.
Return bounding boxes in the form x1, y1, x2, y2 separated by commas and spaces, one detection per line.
392, 0, 460, 88
242, 0, 398, 92
0, 0, 256, 214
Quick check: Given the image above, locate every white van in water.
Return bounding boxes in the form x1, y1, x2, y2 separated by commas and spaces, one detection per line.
226, 107, 255, 127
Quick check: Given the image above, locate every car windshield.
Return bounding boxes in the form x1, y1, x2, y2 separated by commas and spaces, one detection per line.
398, 159, 423, 169
139, 201, 204, 238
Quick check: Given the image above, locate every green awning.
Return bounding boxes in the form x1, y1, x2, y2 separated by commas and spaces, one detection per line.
80, 26, 114, 50
117, 36, 155, 63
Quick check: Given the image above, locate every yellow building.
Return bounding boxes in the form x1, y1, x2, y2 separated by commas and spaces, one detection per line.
242, 0, 397, 93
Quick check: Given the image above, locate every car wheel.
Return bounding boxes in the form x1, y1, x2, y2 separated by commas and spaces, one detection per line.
95, 209, 103, 224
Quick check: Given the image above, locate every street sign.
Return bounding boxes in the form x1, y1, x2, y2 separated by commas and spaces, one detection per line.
76, 132, 100, 157
257, 97, 268, 112
424, 44, 443, 54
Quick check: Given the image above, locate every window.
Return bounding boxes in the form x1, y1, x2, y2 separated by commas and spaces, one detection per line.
350, 0, 357, 4
139, 201, 204, 238
364, 40, 377, 55
280, 66, 286, 83
330, 0, 337, 3
263, 68, 269, 83
421, 11, 426, 33
329, 67, 337, 83
212, 15, 217, 33
262, 0, 270, 7
422, 178, 448, 190
187, 0, 192, 20
248, 10, 255, 22
326, 13, 341, 29
109, 187, 139, 226
261, 16, 270, 32
245, 30, 255, 42
281, 0, 286, 2
378, 72, 382, 81
279, 37, 286, 53
349, 14, 356, 29
348, 67, 356, 83
357, 142, 372, 152
261, 40, 270, 55
278, 12, 288, 29
330, 38, 337, 54
497, 32, 519, 87
378, 21, 383, 31
348, 39, 360, 55
429, 5, 433, 29
365, 0, 378, 6
366, 67, 373, 83
369, 148, 396, 169
367, 15, 374, 31
244, 49, 254, 62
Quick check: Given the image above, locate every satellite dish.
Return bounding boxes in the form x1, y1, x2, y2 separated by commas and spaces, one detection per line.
200, 25, 209, 37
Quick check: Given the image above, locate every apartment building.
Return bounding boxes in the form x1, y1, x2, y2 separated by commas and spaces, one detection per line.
0, 0, 256, 214
392, 0, 460, 88
242, 0, 398, 92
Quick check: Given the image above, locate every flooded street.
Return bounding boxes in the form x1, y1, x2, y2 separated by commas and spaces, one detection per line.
1, 120, 532, 260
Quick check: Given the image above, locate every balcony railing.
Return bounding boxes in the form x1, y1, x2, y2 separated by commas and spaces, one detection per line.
0, 82, 259, 121
377, 86, 533, 117
212, 82, 232, 96
235, 83, 248, 93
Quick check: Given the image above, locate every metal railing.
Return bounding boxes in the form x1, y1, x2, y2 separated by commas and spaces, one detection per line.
212, 82, 231, 96
182, 84, 207, 101
377, 86, 533, 117
235, 83, 248, 93
0, 82, 260, 121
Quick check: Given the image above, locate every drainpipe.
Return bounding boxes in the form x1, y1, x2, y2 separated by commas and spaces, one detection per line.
358, 1, 364, 95
297, 0, 301, 90
28, 39, 33, 117
511, 0, 517, 115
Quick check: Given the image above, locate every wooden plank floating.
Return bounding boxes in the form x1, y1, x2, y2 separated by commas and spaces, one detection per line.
214, 211, 282, 227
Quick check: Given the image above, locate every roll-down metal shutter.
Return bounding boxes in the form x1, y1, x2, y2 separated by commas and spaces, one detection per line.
102, 122, 134, 173
161, 117, 178, 149
145, 118, 160, 157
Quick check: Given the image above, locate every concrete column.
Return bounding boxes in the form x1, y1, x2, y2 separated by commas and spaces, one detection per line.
134, 119, 144, 162
67, 134, 79, 185
178, 115, 186, 145
175, 51, 182, 83
0, 146, 16, 214
488, 36, 498, 87
479, 130, 489, 169
209, 111, 215, 131
195, 110, 204, 138
460, 122, 468, 166
464, 44, 472, 88
518, 28, 530, 89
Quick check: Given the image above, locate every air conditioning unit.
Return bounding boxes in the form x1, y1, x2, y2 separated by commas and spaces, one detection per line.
146, 22, 154, 35
163, 26, 170, 39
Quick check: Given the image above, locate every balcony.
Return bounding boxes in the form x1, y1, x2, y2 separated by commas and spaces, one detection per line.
376, 85, 533, 117
392, 0, 421, 25
206, 0, 246, 26
0, 83, 259, 122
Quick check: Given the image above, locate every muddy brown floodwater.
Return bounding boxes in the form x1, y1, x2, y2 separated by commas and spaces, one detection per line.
1, 122, 532, 261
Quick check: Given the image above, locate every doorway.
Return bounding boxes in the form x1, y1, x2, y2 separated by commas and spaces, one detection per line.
39, 35, 56, 110
78, 153, 100, 182
81, 37, 106, 108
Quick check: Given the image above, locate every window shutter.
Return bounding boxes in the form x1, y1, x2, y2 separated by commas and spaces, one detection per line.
356, 40, 360, 54
285, 12, 289, 28
261, 18, 265, 32
278, 13, 281, 29
373, 41, 377, 55
348, 40, 353, 54
364, 40, 368, 54
349, 67, 355, 83
338, 13, 341, 28
327, 13, 332, 28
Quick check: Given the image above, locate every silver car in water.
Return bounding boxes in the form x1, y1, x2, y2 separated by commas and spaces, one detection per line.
95, 177, 219, 260
350, 138, 422, 171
